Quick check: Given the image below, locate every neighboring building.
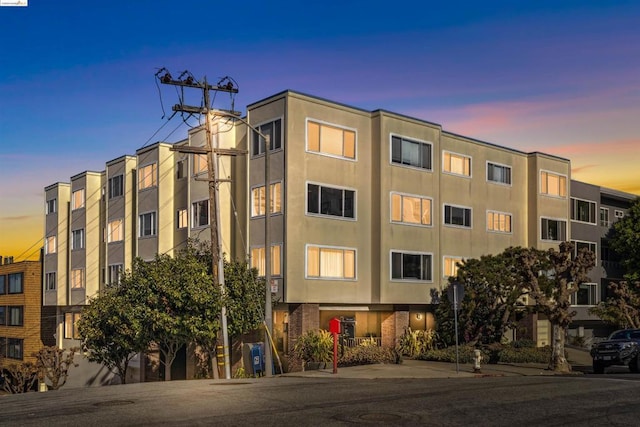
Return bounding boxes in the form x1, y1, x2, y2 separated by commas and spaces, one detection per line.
0, 257, 55, 369
43, 89, 635, 381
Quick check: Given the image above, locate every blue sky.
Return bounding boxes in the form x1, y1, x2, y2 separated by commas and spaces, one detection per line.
1, 0, 639, 258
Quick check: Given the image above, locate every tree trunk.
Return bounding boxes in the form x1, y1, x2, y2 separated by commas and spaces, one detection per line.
549, 323, 571, 373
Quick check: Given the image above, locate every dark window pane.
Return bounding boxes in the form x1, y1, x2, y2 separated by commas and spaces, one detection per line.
391, 252, 402, 279
391, 137, 401, 164
344, 190, 355, 218
273, 119, 282, 150
320, 187, 343, 216
403, 253, 422, 280
422, 144, 431, 169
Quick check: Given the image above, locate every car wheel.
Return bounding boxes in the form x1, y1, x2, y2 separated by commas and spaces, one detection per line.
593, 361, 605, 374
630, 356, 640, 373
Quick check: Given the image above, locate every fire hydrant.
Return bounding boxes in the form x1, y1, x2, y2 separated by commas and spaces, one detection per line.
473, 349, 482, 373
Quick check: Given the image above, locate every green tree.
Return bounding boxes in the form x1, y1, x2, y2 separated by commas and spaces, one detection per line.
78, 286, 147, 384
436, 250, 529, 346
225, 259, 266, 339
609, 197, 640, 281
516, 242, 595, 372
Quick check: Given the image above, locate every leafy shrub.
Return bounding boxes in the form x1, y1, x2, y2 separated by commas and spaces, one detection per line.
397, 328, 439, 358
1, 363, 39, 394
510, 339, 536, 349
293, 329, 333, 363
417, 345, 489, 363
339, 345, 399, 367
492, 345, 551, 363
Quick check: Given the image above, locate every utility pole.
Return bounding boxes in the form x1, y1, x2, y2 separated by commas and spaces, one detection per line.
157, 69, 243, 379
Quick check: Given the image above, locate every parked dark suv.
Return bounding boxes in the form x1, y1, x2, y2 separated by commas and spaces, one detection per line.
591, 329, 640, 374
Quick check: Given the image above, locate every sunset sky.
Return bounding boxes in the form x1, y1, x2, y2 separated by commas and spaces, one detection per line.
1, 1, 639, 260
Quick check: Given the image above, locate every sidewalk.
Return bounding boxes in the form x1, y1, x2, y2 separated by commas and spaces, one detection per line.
284, 346, 593, 379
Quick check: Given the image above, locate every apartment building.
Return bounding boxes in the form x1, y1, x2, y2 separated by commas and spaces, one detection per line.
0, 257, 55, 369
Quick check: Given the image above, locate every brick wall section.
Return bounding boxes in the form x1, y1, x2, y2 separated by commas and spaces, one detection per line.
382, 310, 409, 348
287, 304, 319, 371
0, 261, 44, 368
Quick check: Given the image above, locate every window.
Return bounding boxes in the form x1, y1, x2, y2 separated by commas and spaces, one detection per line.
8, 306, 23, 326
307, 183, 355, 219
139, 212, 157, 237
177, 209, 188, 229
391, 251, 432, 281
487, 162, 511, 185
45, 235, 57, 254
391, 136, 432, 170
45, 272, 56, 291
46, 198, 56, 214
193, 154, 207, 175
391, 193, 432, 226
107, 264, 123, 285
444, 205, 472, 228
71, 189, 85, 210
443, 151, 471, 177
0, 307, 4, 325
251, 245, 282, 277
251, 183, 282, 217
7, 338, 23, 360
600, 208, 610, 227
252, 119, 282, 156
541, 218, 567, 241
615, 210, 625, 219
0, 276, 4, 294
176, 159, 186, 179
8, 273, 23, 294
572, 240, 597, 264
443, 256, 464, 278
138, 163, 157, 190
540, 171, 567, 197
487, 211, 512, 233
64, 313, 82, 339
192, 200, 209, 227
71, 229, 84, 250
71, 269, 84, 289
571, 283, 598, 306
107, 219, 124, 243
306, 245, 356, 279
108, 174, 124, 199
307, 120, 355, 160
571, 198, 597, 224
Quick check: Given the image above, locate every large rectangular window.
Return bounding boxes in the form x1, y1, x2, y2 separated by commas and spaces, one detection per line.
193, 154, 207, 175
487, 211, 512, 233
107, 264, 123, 285
107, 219, 124, 243
252, 119, 282, 157
8, 306, 23, 326
571, 198, 597, 224
307, 183, 355, 219
306, 245, 356, 279
540, 171, 567, 197
8, 273, 23, 294
487, 162, 511, 185
71, 269, 84, 289
45, 272, 56, 291
138, 163, 157, 190
391, 136, 432, 170
391, 193, 432, 226
443, 256, 464, 278
572, 240, 597, 265
64, 313, 82, 339
108, 174, 124, 199
192, 200, 209, 227
45, 235, 57, 254
444, 205, 472, 228
443, 151, 471, 177
541, 218, 567, 241
46, 198, 56, 214
391, 251, 432, 281
71, 229, 84, 250
71, 189, 85, 210
177, 209, 188, 229
307, 120, 355, 160
251, 245, 282, 277
571, 283, 598, 306
7, 338, 23, 360
139, 212, 157, 237
251, 183, 282, 217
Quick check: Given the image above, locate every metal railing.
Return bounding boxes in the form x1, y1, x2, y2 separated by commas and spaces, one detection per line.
343, 337, 382, 347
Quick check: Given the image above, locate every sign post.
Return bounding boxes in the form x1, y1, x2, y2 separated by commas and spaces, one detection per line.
447, 281, 465, 374
329, 318, 341, 374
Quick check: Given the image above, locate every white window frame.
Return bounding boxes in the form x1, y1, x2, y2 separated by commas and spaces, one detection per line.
251, 181, 283, 218
45, 272, 56, 291
45, 235, 57, 254
46, 198, 56, 215
572, 240, 597, 266
570, 282, 599, 307
306, 181, 356, 221
107, 218, 124, 243
250, 244, 283, 277
107, 264, 123, 285
443, 256, 464, 278
600, 207, 610, 227
486, 210, 513, 234
390, 192, 432, 227
390, 250, 433, 282
540, 217, 567, 242
191, 199, 210, 228
486, 161, 512, 186
252, 117, 283, 157
71, 229, 84, 250
70, 269, 85, 289
71, 189, 85, 210
442, 151, 472, 177
305, 244, 357, 280
443, 204, 472, 228
138, 163, 157, 190
540, 170, 567, 198
139, 211, 157, 237
64, 312, 82, 339
615, 210, 625, 219
570, 197, 597, 224
305, 118, 357, 161
390, 134, 433, 171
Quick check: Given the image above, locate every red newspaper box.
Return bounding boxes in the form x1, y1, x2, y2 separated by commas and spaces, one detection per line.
329, 317, 341, 334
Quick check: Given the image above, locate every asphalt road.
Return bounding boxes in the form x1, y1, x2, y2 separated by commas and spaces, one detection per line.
1, 375, 640, 426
